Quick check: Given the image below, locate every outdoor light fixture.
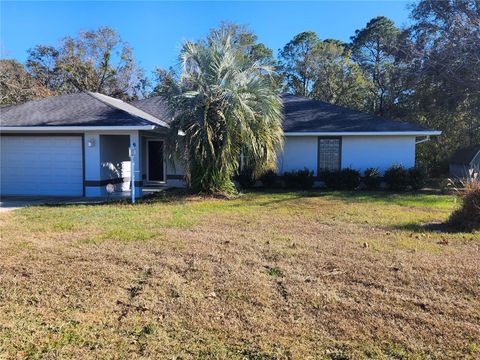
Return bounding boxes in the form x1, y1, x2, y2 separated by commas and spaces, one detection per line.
87, 138, 96, 147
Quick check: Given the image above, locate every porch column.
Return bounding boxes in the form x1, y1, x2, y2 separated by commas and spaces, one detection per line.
84, 133, 103, 197
129, 132, 143, 198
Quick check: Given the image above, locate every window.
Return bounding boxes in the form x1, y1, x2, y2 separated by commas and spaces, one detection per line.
318, 138, 341, 171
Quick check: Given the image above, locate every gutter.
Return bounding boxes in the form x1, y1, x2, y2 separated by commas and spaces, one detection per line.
415, 135, 431, 144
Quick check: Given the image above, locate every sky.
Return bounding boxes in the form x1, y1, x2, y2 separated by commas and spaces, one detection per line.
1, 1, 412, 75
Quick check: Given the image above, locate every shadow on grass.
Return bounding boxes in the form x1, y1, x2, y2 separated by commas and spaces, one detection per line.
244, 188, 444, 204
35, 187, 450, 210
392, 221, 467, 234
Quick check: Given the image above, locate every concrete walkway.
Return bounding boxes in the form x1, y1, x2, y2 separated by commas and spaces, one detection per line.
0, 196, 113, 212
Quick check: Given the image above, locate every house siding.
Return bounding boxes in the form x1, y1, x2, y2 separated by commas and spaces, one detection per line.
277, 135, 416, 177
341, 135, 416, 174
140, 134, 185, 188
277, 136, 319, 175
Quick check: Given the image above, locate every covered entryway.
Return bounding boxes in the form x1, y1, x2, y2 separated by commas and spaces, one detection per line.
0, 135, 83, 196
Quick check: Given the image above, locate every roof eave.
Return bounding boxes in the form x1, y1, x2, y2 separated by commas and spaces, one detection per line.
284, 131, 442, 136
0, 125, 158, 132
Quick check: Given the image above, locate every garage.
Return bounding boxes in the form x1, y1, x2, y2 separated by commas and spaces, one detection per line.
0, 135, 83, 196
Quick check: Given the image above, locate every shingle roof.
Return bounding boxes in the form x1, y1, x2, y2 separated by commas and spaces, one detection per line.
1, 92, 437, 134
132, 94, 437, 133
450, 145, 480, 165
130, 96, 173, 124
280, 94, 434, 133
0, 92, 168, 128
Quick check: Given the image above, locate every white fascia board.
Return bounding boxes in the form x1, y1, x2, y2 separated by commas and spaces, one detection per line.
0, 125, 158, 132
284, 131, 442, 136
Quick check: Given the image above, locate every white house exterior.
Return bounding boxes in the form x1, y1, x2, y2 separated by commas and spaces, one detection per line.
278, 135, 417, 176
0, 92, 440, 197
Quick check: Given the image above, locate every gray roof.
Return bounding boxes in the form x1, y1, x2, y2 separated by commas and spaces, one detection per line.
1, 92, 436, 134
130, 96, 173, 124
0, 92, 168, 128
132, 94, 436, 133
450, 145, 480, 165
281, 94, 433, 133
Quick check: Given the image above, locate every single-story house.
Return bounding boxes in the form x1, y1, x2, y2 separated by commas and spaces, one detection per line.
449, 144, 480, 179
0, 92, 440, 197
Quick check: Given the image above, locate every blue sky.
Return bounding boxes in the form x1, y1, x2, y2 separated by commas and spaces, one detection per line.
1, 1, 411, 75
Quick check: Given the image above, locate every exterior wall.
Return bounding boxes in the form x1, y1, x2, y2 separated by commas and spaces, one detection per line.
84, 133, 102, 196
276, 135, 417, 177
1, 130, 420, 197
140, 134, 185, 188
341, 136, 416, 174
129, 132, 142, 197
165, 158, 185, 187
277, 136, 319, 175
449, 164, 470, 179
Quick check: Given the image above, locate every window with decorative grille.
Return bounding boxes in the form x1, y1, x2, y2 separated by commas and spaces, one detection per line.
318, 138, 341, 171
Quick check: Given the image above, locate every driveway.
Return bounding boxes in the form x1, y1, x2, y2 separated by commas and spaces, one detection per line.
0, 196, 106, 212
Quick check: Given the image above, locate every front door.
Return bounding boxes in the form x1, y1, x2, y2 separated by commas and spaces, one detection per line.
147, 140, 165, 182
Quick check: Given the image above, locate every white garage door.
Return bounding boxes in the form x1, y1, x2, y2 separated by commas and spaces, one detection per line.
1, 136, 83, 196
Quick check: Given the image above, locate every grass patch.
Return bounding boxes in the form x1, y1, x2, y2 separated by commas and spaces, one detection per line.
265, 266, 282, 277
88, 227, 156, 244
0, 190, 477, 359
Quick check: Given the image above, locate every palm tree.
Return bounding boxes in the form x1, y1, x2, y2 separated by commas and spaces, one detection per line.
158, 28, 283, 194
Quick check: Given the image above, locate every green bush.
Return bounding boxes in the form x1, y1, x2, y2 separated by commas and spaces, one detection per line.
320, 169, 361, 190
283, 168, 314, 190
260, 169, 277, 188
384, 165, 409, 191
339, 168, 361, 190
407, 166, 427, 190
363, 168, 381, 190
319, 170, 338, 189
237, 168, 256, 189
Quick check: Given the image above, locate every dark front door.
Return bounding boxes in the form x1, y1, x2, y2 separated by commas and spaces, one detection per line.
147, 140, 165, 182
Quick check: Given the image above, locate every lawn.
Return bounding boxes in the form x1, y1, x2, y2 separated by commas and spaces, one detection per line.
0, 191, 479, 359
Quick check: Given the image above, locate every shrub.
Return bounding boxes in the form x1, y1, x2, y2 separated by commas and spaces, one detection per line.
407, 166, 427, 190
363, 168, 381, 190
384, 165, 409, 191
260, 169, 277, 188
339, 168, 361, 190
319, 170, 339, 189
320, 169, 361, 190
283, 168, 314, 190
237, 168, 256, 189
448, 180, 480, 231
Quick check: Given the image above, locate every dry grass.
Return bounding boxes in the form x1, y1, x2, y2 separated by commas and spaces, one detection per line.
449, 180, 480, 231
0, 191, 479, 359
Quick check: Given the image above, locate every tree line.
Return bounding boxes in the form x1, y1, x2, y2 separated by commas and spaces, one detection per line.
1, 0, 478, 174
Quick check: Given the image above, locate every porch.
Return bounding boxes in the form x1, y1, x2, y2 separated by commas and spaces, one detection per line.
84, 130, 184, 197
